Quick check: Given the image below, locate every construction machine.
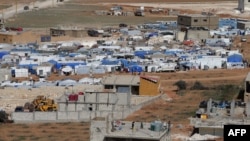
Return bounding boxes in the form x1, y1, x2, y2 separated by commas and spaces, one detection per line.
25, 95, 58, 112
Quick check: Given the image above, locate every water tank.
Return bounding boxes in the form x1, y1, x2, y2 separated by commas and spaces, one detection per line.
140, 6, 144, 11
154, 121, 163, 131
150, 122, 155, 131
5, 75, 8, 81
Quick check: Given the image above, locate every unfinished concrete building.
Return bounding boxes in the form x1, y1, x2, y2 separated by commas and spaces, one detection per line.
0, 31, 38, 44
237, 21, 250, 30
11, 75, 162, 122
189, 98, 250, 137
177, 14, 219, 30
102, 75, 140, 95
90, 120, 171, 141
102, 75, 161, 96
50, 26, 87, 37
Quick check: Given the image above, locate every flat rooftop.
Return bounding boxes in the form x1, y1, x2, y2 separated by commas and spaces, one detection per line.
91, 120, 170, 140
102, 75, 140, 86
178, 14, 218, 17
190, 117, 250, 128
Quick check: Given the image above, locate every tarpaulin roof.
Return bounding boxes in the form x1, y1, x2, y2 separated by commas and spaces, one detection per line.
227, 54, 243, 63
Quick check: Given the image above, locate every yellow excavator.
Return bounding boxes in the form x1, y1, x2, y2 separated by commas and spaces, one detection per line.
23, 95, 58, 112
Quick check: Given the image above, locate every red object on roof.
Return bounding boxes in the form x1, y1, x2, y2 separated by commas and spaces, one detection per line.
183, 40, 194, 46
140, 75, 159, 83
6, 27, 23, 31
78, 92, 84, 95
68, 94, 78, 101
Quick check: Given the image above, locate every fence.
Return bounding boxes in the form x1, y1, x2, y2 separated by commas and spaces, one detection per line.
11, 95, 163, 123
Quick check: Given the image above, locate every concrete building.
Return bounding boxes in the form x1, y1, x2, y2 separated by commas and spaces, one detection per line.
237, 21, 250, 29
50, 26, 87, 37
11, 73, 163, 123
177, 14, 219, 30
90, 120, 171, 141
0, 68, 11, 82
102, 75, 140, 95
186, 30, 209, 41
189, 98, 250, 137
0, 31, 38, 44
102, 75, 161, 96
238, 0, 250, 11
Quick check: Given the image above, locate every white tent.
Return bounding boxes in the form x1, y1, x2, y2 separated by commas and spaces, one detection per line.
58, 79, 77, 86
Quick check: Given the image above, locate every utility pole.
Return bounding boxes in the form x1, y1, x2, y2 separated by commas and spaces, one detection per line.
15, 0, 17, 16
52, 0, 55, 7
1, 9, 4, 21
1, 9, 4, 30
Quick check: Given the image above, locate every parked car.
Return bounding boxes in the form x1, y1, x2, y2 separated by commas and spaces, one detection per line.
24, 6, 29, 10
87, 29, 99, 37
119, 23, 127, 28
15, 106, 24, 112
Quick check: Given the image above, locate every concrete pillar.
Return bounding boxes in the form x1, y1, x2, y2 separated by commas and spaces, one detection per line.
128, 85, 131, 107
230, 100, 235, 117
106, 114, 109, 134
246, 101, 250, 118
56, 111, 58, 120
96, 92, 99, 111
206, 98, 212, 114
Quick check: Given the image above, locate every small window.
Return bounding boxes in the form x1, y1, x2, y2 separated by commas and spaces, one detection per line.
180, 18, 183, 21
194, 19, 198, 22
203, 19, 207, 22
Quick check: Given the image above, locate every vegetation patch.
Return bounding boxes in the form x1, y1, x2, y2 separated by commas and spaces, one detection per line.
202, 84, 240, 100
190, 81, 208, 90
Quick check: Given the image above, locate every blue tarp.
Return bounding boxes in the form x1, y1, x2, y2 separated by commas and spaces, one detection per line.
218, 18, 237, 29
129, 65, 143, 73
118, 59, 139, 68
48, 60, 86, 70
227, 54, 243, 62
0, 51, 9, 59
134, 51, 150, 59
101, 59, 119, 65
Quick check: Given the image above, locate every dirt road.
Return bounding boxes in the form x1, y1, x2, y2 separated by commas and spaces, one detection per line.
0, 0, 69, 19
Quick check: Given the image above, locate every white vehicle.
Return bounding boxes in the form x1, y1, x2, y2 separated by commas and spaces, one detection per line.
156, 62, 177, 72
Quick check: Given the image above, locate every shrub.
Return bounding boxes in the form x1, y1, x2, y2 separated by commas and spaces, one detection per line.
174, 80, 187, 90
190, 81, 207, 90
